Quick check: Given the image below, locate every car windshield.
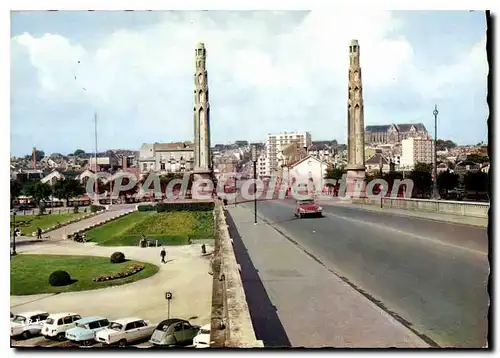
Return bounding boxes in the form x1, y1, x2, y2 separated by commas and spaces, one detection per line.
109, 322, 123, 330
45, 318, 54, 325
300, 200, 314, 205
200, 328, 210, 335
12, 315, 26, 324
76, 323, 87, 329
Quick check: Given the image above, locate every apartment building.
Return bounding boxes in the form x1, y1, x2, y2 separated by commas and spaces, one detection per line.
266, 132, 312, 175
400, 137, 435, 170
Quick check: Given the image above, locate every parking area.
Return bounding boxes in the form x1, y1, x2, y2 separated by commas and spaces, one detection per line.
11, 335, 196, 348
11, 240, 213, 349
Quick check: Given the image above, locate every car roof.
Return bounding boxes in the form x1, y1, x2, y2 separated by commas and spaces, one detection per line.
75, 316, 108, 325
157, 318, 186, 327
16, 311, 49, 317
47, 313, 80, 320
112, 318, 144, 325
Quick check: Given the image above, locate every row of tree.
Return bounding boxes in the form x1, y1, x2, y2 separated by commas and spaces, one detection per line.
10, 172, 196, 207
324, 163, 489, 199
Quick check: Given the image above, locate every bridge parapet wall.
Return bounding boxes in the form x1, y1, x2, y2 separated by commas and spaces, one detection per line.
352, 197, 489, 218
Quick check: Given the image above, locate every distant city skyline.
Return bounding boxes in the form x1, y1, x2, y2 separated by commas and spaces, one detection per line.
11, 11, 488, 157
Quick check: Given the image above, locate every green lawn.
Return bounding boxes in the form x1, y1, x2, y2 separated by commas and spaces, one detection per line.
10, 213, 88, 235
85, 211, 214, 246
11, 254, 159, 295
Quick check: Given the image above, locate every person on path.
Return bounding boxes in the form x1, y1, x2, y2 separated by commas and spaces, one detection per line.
160, 248, 167, 264
37, 227, 42, 240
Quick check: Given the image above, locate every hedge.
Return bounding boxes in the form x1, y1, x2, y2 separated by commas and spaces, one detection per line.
155, 202, 214, 212
90, 205, 106, 213
137, 205, 155, 212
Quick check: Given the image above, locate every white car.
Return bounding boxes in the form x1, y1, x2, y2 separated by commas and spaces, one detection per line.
42, 312, 82, 340
10, 311, 50, 339
95, 318, 155, 346
193, 324, 212, 348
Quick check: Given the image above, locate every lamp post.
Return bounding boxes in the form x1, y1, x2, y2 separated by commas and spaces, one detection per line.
379, 157, 384, 208
432, 105, 441, 200
11, 211, 17, 256
251, 145, 258, 224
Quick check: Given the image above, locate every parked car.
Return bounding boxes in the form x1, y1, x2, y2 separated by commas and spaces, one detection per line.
42, 312, 82, 340
295, 198, 323, 218
193, 324, 211, 348
10, 311, 50, 339
95, 318, 155, 346
65, 316, 110, 346
149, 319, 200, 347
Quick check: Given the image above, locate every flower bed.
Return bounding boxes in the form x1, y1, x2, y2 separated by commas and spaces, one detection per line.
92, 264, 145, 282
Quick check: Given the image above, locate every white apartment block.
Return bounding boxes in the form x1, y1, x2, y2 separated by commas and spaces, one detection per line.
400, 137, 435, 170
266, 131, 312, 174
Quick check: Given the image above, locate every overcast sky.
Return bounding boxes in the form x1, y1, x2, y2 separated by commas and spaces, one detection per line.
10, 10, 488, 157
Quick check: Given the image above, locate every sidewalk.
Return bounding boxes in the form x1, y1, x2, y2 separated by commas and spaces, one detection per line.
318, 201, 488, 228
225, 205, 429, 348
13, 208, 133, 243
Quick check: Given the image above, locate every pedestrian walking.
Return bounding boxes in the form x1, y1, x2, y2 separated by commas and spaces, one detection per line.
160, 248, 167, 264
37, 227, 42, 240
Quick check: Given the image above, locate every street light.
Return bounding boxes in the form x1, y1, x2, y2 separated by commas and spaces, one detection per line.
432, 105, 441, 200
379, 157, 384, 208
11, 211, 17, 256
251, 145, 258, 224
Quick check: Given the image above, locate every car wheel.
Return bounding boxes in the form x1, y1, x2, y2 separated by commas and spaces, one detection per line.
21, 331, 31, 340
118, 339, 127, 347
83, 340, 93, 346
56, 333, 65, 341
299, 213, 303, 219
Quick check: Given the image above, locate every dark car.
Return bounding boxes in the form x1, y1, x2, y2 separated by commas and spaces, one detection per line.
295, 198, 323, 218
149, 319, 200, 347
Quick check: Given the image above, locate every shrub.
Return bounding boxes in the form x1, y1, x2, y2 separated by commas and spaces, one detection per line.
73, 206, 79, 214
48, 270, 72, 287
156, 202, 214, 212
110, 251, 126, 263
90, 205, 105, 213
138, 205, 154, 212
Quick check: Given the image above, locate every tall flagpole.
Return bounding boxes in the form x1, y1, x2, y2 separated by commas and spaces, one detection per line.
94, 112, 99, 204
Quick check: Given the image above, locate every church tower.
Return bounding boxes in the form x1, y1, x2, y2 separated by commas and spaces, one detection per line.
193, 42, 211, 171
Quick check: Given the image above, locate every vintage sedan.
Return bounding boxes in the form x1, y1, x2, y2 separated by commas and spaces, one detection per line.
295, 198, 323, 218
149, 319, 200, 347
193, 324, 211, 348
65, 316, 110, 346
95, 318, 155, 346
10, 311, 50, 339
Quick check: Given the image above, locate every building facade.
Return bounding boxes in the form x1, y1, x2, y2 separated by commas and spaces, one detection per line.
266, 131, 312, 175
365, 123, 429, 145
400, 137, 435, 169
138, 142, 195, 175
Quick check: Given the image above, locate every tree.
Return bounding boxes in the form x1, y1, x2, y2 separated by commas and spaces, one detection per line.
437, 170, 459, 196
466, 154, 489, 164
53, 178, 86, 206
464, 171, 489, 195
436, 139, 457, 151
10, 180, 22, 206
24, 181, 52, 207
74, 149, 86, 157
324, 167, 346, 180
408, 163, 433, 198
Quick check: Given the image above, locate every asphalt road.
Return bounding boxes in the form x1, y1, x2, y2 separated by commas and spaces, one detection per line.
239, 199, 489, 348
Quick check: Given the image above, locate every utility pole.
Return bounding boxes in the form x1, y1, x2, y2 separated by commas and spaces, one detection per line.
251, 145, 258, 224
94, 112, 99, 205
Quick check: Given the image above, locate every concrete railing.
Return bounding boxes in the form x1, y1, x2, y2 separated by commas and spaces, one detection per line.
211, 203, 263, 348
352, 197, 490, 218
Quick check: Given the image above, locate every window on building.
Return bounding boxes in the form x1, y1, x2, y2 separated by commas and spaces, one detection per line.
160, 163, 165, 170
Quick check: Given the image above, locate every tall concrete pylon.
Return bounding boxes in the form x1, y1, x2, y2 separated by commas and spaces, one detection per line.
346, 39, 366, 196
193, 42, 211, 172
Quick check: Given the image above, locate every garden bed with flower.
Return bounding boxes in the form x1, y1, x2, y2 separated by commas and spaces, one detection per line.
10, 254, 159, 295
93, 264, 145, 282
